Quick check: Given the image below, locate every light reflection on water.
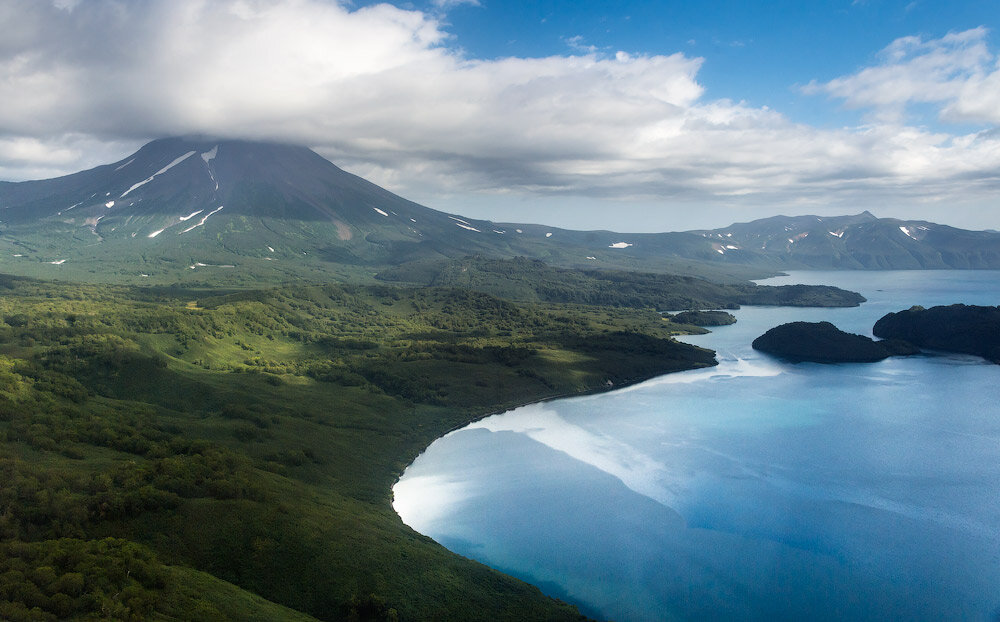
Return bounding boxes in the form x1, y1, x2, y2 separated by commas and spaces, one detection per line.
394, 271, 1000, 622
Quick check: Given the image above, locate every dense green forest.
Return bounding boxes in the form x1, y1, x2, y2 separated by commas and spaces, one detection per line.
0, 272, 717, 621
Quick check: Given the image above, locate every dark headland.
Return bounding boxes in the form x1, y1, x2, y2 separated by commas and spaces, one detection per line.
874, 304, 1000, 364
752, 321, 918, 363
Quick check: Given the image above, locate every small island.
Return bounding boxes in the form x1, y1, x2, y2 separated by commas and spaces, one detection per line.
873, 304, 1000, 364
670, 310, 737, 326
752, 321, 918, 363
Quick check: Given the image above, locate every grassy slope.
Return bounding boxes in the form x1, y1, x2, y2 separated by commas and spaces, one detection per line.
0, 274, 715, 621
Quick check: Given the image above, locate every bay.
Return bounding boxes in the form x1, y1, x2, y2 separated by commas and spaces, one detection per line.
393, 271, 1000, 621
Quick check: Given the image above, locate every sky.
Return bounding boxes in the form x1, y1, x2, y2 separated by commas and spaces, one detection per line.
1, 0, 999, 232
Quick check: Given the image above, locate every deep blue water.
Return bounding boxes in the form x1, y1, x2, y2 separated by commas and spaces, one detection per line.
394, 271, 1000, 622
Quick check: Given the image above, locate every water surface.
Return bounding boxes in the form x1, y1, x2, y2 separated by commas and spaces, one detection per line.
394, 271, 1000, 621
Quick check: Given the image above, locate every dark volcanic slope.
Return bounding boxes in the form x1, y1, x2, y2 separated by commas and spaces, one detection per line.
0, 137, 497, 266
0, 137, 753, 282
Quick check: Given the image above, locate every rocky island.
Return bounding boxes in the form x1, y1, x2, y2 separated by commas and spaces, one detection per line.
874, 304, 1000, 364
752, 321, 918, 363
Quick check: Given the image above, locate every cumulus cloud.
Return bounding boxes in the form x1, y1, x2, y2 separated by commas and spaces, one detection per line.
805, 27, 1000, 124
1, 1, 999, 230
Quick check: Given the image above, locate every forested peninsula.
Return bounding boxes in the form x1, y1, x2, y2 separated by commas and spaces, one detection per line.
0, 273, 719, 621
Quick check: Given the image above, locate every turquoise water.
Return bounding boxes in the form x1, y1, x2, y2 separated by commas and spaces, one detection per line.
393, 271, 1000, 621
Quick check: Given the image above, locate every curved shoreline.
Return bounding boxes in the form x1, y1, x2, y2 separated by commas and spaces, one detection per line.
388, 359, 719, 618
391, 359, 719, 501
390, 272, 1000, 619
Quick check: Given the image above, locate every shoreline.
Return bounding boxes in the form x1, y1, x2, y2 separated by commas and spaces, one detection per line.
387, 272, 1000, 622
387, 356, 721, 617
391, 356, 720, 498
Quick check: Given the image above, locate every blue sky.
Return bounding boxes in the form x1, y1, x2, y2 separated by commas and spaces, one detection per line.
405, 0, 1000, 128
2, 0, 999, 231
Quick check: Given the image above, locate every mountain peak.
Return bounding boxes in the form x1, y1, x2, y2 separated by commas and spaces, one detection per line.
0, 136, 457, 276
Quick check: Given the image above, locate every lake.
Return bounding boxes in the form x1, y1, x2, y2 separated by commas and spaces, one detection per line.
393, 271, 1000, 621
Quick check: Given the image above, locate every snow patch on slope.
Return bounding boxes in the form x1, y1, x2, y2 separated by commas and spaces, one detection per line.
201, 146, 219, 189
181, 206, 224, 233
148, 210, 205, 238
121, 151, 197, 198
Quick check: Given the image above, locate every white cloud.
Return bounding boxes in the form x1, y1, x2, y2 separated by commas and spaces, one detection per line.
564, 35, 598, 54
0, 2, 998, 230
805, 27, 1000, 124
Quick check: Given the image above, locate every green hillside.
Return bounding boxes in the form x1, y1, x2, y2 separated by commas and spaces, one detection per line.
0, 272, 716, 621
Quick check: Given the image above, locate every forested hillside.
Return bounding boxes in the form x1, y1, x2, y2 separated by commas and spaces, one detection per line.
0, 273, 715, 621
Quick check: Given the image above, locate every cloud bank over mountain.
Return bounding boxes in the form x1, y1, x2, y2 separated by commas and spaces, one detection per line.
2, 0, 998, 230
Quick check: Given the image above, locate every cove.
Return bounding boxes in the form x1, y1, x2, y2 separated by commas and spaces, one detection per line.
394, 271, 1000, 622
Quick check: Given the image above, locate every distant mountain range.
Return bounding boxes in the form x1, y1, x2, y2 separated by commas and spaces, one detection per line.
691, 211, 1000, 270
1, 137, 998, 284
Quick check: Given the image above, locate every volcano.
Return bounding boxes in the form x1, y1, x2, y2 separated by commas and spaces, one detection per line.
1, 137, 998, 284
1, 137, 706, 283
